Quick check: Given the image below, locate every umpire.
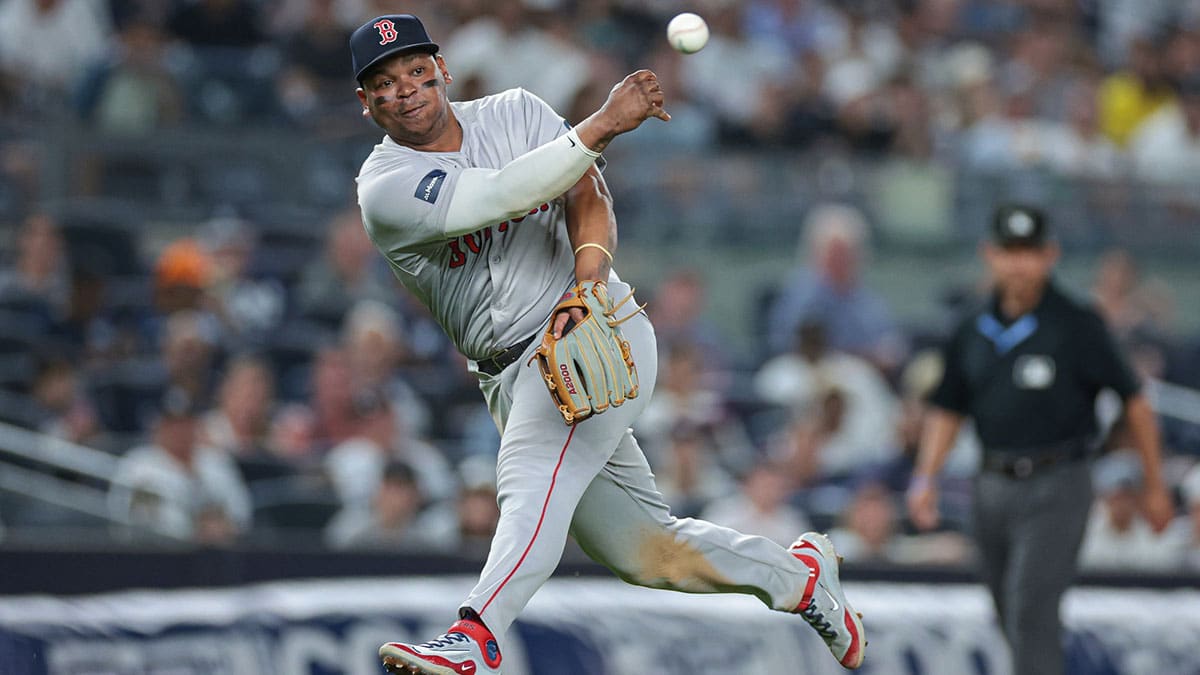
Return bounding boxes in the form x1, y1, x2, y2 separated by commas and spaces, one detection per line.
906, 205, 1173, 675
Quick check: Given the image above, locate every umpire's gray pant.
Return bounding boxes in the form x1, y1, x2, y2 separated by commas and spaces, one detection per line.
973, 460, 1093, 675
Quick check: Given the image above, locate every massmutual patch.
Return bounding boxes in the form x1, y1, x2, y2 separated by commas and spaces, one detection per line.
415, 169, 447, 204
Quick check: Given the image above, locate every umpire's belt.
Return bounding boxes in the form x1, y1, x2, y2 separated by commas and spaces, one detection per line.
476, 333, 539, 376
981, 438, 1091, 479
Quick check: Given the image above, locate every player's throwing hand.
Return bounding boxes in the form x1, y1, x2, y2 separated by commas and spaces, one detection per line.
601, 69, 671, 129
574, 70, 669, 154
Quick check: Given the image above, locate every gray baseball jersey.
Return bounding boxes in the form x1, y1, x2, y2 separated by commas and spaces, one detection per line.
357, 88, 576, 361
357, 88, 817, 660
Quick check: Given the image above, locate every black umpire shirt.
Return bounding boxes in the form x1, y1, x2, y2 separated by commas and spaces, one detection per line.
929, 280, 1140, 451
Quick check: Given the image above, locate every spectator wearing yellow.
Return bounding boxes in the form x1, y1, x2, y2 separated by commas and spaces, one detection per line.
1098, 36, 1175, 146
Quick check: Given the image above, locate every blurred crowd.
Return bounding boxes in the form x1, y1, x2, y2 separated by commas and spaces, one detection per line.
2, 0, 1200, 173
1, 0, 1200, 574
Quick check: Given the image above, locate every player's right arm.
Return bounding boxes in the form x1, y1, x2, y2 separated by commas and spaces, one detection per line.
907, 324, 970, 531
571, 69, 670, 153
360, 71, 668, 249
907, 408, 964, 531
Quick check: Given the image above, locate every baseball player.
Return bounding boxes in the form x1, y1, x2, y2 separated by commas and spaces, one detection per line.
348, 14, 866, 674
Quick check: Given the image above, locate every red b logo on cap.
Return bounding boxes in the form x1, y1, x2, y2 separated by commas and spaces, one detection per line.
374, 19, 398, 45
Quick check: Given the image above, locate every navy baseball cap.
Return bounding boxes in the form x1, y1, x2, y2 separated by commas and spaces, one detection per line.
991, 204, 1049, 248
350, 14, 439, 82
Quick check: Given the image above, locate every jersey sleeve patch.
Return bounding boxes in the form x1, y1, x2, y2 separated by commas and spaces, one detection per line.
415, 169, 448, 204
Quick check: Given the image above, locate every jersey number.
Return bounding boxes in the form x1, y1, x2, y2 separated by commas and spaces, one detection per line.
447, 203, 549, 268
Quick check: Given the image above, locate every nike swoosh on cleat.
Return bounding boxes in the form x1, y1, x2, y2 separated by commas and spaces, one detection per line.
822, 587, 840, 612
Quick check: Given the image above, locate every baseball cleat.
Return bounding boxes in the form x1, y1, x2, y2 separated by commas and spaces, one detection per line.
789, 532, 866, 669
379, 618, 502, 675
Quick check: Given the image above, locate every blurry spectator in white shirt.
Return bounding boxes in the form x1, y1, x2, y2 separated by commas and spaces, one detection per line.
753, 319, 897, 480
635, 342, 755, 479
1130, 74, 1200, 187
323, 388, 456, 511
829, 481, 901, 564
441, 0, 589, 115
325, 459, 455, 551
702, 459, 810, 548
109, 389, 251, 544
831, 480, 972, 565
1079, 451, 1188, 572
1038, 79, 1123, 179
1179, 463, 1200, 571
650, 421, 739, 519
0, 0, 113, 99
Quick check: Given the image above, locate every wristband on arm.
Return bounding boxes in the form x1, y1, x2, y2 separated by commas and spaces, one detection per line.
573, 243, 613, 262
908, 474, 936, 493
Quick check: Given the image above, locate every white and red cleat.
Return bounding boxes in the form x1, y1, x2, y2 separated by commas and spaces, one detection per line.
379, 617, 502, 675
789, 532, 866, 669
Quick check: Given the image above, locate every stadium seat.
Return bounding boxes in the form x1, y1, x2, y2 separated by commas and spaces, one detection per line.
88, 358, 167, 434
249, 475, 340, 535
60, 220, 144, 277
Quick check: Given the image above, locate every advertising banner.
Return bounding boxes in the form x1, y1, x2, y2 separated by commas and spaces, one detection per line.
0, 578, 1197, 675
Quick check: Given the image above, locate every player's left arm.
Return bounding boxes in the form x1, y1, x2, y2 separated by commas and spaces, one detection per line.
1082, 310, 1173, 531
566, 165, 615, 284
519, 87, 616, 286
535, 163, 640, 424
1123, 393, 1173, 531
550, 165, 616, 338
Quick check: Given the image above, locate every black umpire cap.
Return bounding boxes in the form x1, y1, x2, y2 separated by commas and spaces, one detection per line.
991, 204, 1049, 248
350, 14, 439, 82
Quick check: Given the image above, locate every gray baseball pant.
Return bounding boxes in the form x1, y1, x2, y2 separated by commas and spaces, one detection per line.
466, 280, 810, 651
972, 460, 1093, 675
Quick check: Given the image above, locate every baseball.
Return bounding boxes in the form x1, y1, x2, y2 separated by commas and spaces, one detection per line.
667, 12, 709, 54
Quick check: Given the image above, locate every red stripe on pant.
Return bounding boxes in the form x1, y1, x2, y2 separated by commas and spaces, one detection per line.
480, 424, 577, 617
791, 552, 819, 611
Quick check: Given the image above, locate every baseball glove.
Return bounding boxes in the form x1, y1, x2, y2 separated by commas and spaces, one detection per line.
533, 281, 642, 425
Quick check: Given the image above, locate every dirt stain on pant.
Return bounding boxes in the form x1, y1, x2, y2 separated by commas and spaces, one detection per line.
635, 531, 733, 592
